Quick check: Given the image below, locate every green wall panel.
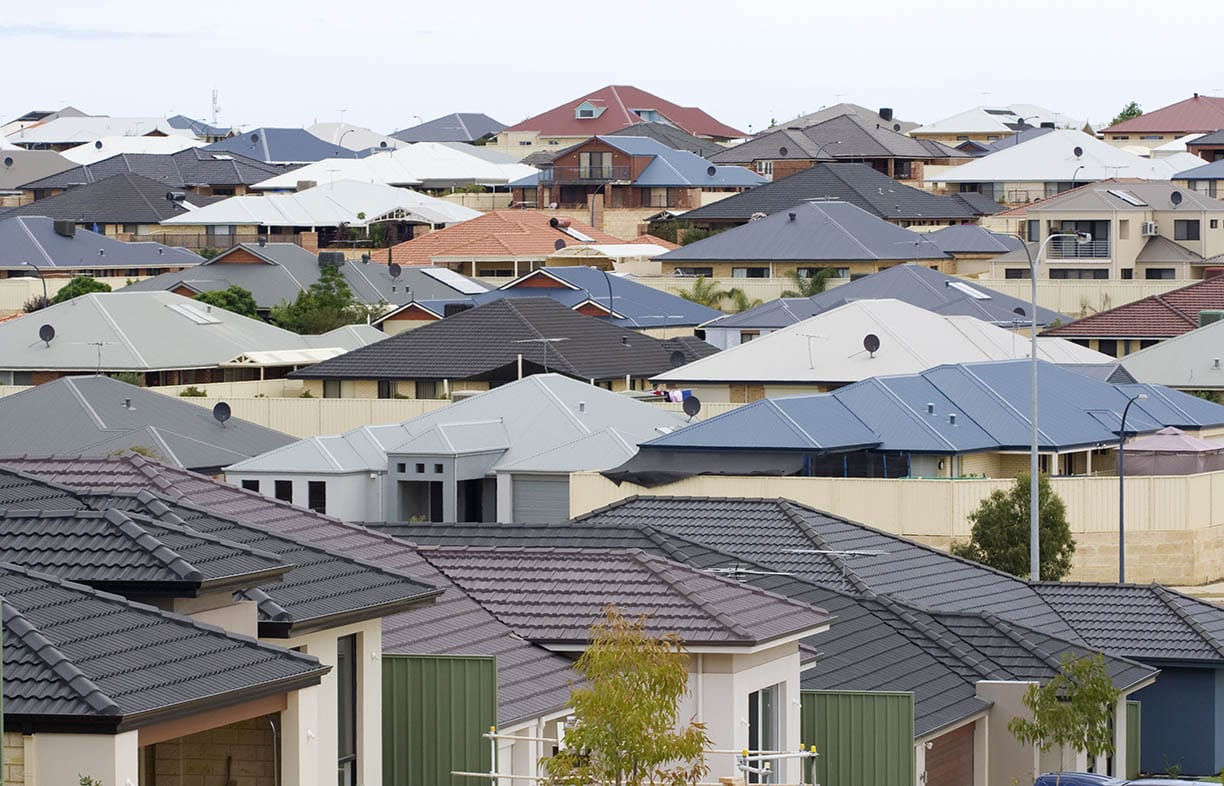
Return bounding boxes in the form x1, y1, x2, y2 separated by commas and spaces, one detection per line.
801, 690, 914, 786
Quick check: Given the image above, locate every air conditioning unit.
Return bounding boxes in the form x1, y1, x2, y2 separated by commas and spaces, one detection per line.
1141, 221, 1159, 236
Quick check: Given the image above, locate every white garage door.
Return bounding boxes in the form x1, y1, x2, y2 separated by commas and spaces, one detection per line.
511, 475, 571, 523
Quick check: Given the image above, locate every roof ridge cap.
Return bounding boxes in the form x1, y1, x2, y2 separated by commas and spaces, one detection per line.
1152, 584, 1224, 658
2, 596, 121, 715
877, 594, 998, 676
777, 500, 872, 594
985, 613, 1065, 672
103, 507, 203, 582
633, 550, 752, 639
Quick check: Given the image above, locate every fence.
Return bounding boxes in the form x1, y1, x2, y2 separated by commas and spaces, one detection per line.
0, 277, 143, 314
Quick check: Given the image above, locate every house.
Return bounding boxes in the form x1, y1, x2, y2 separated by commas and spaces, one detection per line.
1174, 157, 1224, 199
158, 180, 481, 250
665, 163, 993, 233
59, 134, 205, 164
0, 149, 75, 204
927, 130, 1204, 205
305, 122, 404, 152
510, 136, 764, 225
1101, 94, 1224, 149
654, 299, 1107, 402
0, 215, 201, 280
986, 182, 1224, 287
0, 459, 443, 785
656, 200, 954, 280
391, 113, 506, 144
0, 172, 217, 237
0, 290, 388, 386
922, 224, 1027, 273
1186, 129, 1224, 163
910, 104, 1083, 145
521, 123, 728, 168
488, 84, 745, 158
0, 106, 88, 138
708, 113, 969, 185
202, 128, 364, 164
287, 297, 718, 397
610, 359, 1224, 483
761, 104, 920, 135
225, 373, 690, 524
122, 242, 487, 316
0, 375, 295, 472
6, 116, 196, 150
249, 142, 536, 191
165, 114, 233, 143
1121, 317, 1224, 390
19, 147, 295, 201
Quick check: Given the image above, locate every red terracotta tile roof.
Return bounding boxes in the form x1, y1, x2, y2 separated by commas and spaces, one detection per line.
1102, 95, 1224, 134
625, 233, 678, 250
502, 85, 745, 140
1042, 275, 1224, 339
388, 211, 627, 266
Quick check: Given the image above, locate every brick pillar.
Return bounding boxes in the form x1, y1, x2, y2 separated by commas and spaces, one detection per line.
588, 193, 605, 230
299, 231, 318, 253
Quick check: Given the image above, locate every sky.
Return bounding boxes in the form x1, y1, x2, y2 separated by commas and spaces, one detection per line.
4, 0, 1220, 136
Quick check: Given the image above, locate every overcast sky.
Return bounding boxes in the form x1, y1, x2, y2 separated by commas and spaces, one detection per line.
6, 0, 1219, 135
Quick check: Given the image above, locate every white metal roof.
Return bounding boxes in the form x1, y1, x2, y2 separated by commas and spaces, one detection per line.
306, 122, 404, 152
59, 135, 206, 165
928, 130, 1202, 183
7, 117, 195, 146
161, 180, 481, 228
912, 105, 1081, 135
250, 142, 537, 190
1122, 320, 1224, 390
653, 298, 1111, 385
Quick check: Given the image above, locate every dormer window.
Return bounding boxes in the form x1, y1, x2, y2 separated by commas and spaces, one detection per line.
633, 109, 662, 123
574, 101, 604, 120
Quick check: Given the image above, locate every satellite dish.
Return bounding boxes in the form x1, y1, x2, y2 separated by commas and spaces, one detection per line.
669, 350, 686, 368
863, 333, 881, 355
38, 324, 55, 345
1013, 306, 1026, 317
2, 157, 12, 168
1171, 191, 1184, 206
250, 133, 260, 143
212, 401, 231, 425
380, 140, 388, 148
682, 396, 702, 418
94, 140, 103, 149
388, 263, 402, 279
554, 239, 566, 251
1073, 146, 1083, 158
779, 146, 789, 156
706, 165, 717, 177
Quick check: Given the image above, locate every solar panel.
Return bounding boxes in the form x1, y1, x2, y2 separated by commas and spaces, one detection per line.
419, 267, 489, 294
946, 281, 993, 300
561, 227, 595, 243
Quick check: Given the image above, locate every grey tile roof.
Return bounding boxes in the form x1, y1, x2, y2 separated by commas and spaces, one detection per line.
713, 115, 967, 165
659, 201, 954, 263
762, 105, 921, 135
392, 114, 506, 144
418, 546, 831, 646
0, 172, 220, 224
202, 128, 362, 163
289, 297, 719, 382
671, 164, 985, 224
0, 455, 578, 726
0, 215, 201, 271
0, 376, 295, 472
0, 560, 326, 729
123, 242, 486, 310
18, 148, 294, 191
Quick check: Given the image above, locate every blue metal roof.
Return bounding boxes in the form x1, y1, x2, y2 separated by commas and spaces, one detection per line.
641, 360, 1224, 455
203, 128, 361, 163
1174, 159, 1224, 180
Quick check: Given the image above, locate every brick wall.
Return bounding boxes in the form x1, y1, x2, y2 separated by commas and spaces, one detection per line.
151, 715, 276, 786
4, 733, 25, 786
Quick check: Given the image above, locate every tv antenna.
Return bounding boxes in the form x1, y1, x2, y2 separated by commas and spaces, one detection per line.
784, 548, 889, 557
514, 337, 568, 373
75, 340, 119, 375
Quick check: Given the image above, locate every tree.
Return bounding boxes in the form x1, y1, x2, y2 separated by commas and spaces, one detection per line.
195, 285, 259, 318
51, 276, 111, 304
671, 276, 747, 312
780, 269, 832, 298
1110, 101, 1143, 127
1008, 653, 1121, 783
542, 606, 710, 786
729, 289, 762, 313
950, 472, 1075, 581
270, 264, 366, 334
22, 294, 50, 313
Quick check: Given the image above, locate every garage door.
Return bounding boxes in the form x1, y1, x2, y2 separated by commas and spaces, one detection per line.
510, 475, 570, 523
925, 724, 973, 786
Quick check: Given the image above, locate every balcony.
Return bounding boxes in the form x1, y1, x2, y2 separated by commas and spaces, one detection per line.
538, 165, 632, 184
1046, 238, 1111, 260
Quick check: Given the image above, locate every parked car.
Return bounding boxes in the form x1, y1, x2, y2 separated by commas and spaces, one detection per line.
1034, 774, 1202, 786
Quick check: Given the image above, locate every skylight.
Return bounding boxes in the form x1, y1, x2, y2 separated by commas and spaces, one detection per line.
946, 281, 992, 300
166, 302, 221, 324
1107, 189, 1148, 207
419, 267, 488, 294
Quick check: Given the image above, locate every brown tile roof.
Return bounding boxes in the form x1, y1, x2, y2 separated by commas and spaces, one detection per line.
1102, 95, 1224, 135
502, 85, 745, 139
1042, 275, 1224, 339
626, 233, 679, 250
388, 210, 627, 266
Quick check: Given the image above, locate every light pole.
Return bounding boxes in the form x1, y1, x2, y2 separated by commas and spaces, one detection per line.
1002, 229, 1092, 580
22, 261, 47, 306
1118, 392, 1148, 584
813, 140, 841, 161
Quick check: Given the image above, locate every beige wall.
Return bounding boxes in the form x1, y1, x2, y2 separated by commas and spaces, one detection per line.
3, 733, 23, 786
0, 276, 145, 315
26, 730, 140, 786
569, 469, 1224, 585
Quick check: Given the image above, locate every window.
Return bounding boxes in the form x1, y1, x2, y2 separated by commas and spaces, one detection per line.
274, 480, 292, 502
434, 463, 444, 474
1121, 268, 1134, 279
747, 685, 780, 783
307, 481, 326, 513
798, 266, 849, 279
1140, 135, 1164, 141
396, 462, 406, 473
894, 160, 913, 179
1175, 220, 1201, 241
648, 187, 668, 208
740, 331, 760, 342
1144, 268, 1176, 280
337, 634, 358, 785
1097, 339, 1118, 357
986, 135, 1000, 142
241, 479, 260, 492
1114, 135, 1130, 141
956, 135, 969, 141
122, 223, 138, 234
1026, 219, 1040, 242
673, 267, 713, 277
1005, 268, 1032, 279
415, 463, 425, 473
755, 160, 773, 178
577, 108, 594, 118
377, 380, 394, 399
518, 140, 532, 146
323, 380, 341, 399
1049, 269, 1108, 280
416, 380, 438, 399
731, 267, 768, 278
579, 151, 610, 179
1213, 219, 1220, 229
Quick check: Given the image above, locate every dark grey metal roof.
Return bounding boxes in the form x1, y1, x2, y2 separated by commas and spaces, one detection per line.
202, 128, 362, 163
19, 147, 294, 190
713, 115, 967, 165
0, 215, 201, 271
0, 172, 221, 224
290, 297, 719, 383
0, 375, 295, 472
0, 560, 326, 730
659, 201, 953, 263
924, 225, 1024, 254
391, 114, 506, 144
948, 191, 1007, 215
608, 122, 726, 158
670, 163, 985, 224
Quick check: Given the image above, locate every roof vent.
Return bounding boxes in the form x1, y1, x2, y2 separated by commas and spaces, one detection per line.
317, 251, 345, 268
788, 212, 797, 221
879, 108, 894, 121
779, 146, 789, 156
927, 402, 935, 414
53, 219, 75, 238
257, 236, 268, 247
577, 401, 586, 413
1040, 122, 1056, 129
949, 413, 957, 426
2, 156, 11, 168
122, 398, 133, 410
166, 190, 186, 202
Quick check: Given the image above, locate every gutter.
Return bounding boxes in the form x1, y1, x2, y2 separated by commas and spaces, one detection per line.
265, 588, 443, 639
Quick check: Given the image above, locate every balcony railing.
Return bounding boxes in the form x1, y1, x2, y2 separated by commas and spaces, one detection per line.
1046, 239, 1111, 260
539, 165, 632, 184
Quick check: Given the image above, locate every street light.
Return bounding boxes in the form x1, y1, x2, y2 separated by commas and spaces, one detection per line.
813, 140, 842, 160
22, 261, 47, 306
1001, 229, 1092, 580
1118, 392, 1148, 584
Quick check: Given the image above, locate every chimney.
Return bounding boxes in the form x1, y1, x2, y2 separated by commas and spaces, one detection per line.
879, 107, 894, 121
53, 219, 75, 238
